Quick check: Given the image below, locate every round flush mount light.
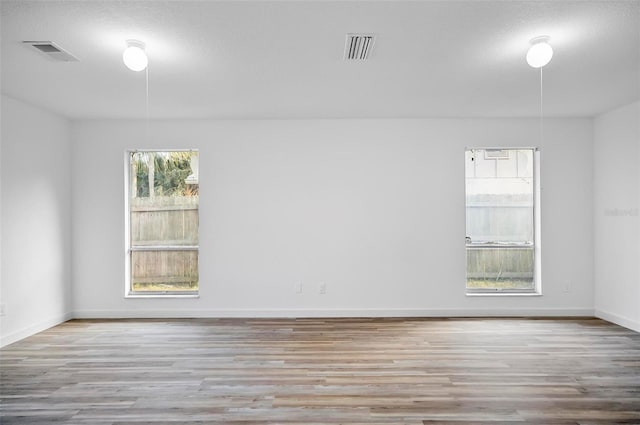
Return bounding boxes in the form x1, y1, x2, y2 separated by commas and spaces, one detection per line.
526, 36, 553, 68
123, 39, 148, 72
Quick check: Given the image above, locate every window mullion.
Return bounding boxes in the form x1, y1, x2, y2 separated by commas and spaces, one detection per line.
130, 246, 199, 251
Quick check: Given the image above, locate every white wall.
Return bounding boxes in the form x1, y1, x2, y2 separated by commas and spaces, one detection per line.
594, 101, 640, 332
71, 118, 593, 318
0, 95, 73, 346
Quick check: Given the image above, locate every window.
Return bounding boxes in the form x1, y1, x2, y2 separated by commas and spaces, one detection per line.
465, 148, 540, 294
126, 150, 199, 296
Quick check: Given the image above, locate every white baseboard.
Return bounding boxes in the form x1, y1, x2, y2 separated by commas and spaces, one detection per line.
0, 312, 73, 348
72, 307, 595, 319
595, 309, 640, 333
0, 309, 600, 347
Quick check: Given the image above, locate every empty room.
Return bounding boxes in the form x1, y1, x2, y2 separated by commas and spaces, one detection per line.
1, 0, 639, 424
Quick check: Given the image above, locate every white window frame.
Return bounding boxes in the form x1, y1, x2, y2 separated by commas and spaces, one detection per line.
124, 149, 200, 298
465, 147, 542, 296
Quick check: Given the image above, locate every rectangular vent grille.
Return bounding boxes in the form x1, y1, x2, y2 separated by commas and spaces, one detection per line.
344, 34, 375, 60
23, 41, 79, 62
33, 44, 61, 53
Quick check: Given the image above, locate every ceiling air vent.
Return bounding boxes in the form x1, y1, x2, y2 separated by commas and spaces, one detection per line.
344, 33, 375, 60
23, 41, 79, 62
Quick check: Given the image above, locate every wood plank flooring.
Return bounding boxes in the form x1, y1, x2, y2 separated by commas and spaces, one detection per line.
1, 317, 639, 424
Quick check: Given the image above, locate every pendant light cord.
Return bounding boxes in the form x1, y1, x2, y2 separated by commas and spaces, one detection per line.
539, 66, 543, 152
145, 66, 150, 142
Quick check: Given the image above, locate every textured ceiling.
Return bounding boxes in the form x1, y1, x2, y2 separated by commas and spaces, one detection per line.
1, 0, 639, 120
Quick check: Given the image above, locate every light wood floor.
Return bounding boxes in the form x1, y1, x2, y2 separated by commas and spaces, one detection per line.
1, 317, 639, 424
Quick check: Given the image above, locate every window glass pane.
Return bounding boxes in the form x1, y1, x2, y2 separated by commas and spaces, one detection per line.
128, 151, 199, 294
131, 250, 199, 292
130, 200, 199, 246
466, 246, 534, 290
465, 149, 535, 291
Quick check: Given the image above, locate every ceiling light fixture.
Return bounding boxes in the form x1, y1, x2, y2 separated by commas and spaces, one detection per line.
526, 36, 553, 68
123, 39, 148, 72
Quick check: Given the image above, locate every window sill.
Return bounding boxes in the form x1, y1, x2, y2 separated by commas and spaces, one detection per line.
466, 292, 542, 297
125, 294, 200, 299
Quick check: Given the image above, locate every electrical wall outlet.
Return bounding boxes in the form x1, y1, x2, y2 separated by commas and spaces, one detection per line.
319, 283, 326, 294
0, 304, 5, 316
294, 282, 303, 294
561, 280, 572, 293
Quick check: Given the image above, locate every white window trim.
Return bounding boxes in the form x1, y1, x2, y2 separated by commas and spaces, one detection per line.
464, 147, 542, 296
124, 149, 200, 298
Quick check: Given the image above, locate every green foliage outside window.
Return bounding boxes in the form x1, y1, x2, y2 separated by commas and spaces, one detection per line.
133, 151, 198, 198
